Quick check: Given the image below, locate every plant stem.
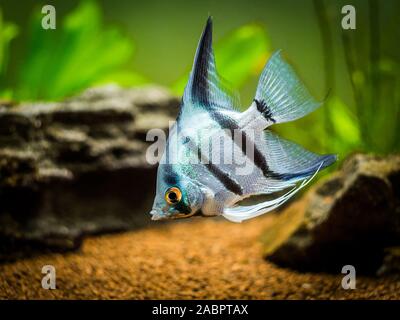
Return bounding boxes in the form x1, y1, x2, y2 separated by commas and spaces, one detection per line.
368, 0, 380, 149
341, 29, 366, 149
312, 0, 334, 150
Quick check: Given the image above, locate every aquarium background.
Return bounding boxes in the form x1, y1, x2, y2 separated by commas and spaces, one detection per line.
1, 0, 400, 301
1, 0, 399, 159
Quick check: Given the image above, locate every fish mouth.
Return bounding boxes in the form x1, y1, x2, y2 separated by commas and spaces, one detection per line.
150, 209, 197, 221
150, 209, 165, 221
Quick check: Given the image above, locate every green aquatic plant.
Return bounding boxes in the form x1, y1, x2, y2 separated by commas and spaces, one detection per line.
2, 1, 268, 104
0, 9, 18, 98
277, 0, 399, 159
9, 1, 146, 101
340, 0, 400, 154
340, 0, 399, 155
0, 0, 397, 159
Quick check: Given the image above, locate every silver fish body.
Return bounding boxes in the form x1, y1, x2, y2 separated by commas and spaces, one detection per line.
150, 17, 336, 223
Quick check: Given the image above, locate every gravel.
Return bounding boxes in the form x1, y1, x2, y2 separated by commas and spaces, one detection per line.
1, 203, 399, 299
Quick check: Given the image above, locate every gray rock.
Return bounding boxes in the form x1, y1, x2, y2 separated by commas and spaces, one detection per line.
262, 154, 400, 274
0, 85, 179, 260
377, 247, 400, 276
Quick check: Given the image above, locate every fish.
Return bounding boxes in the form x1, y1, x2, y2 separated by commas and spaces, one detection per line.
149, 17, 336, 223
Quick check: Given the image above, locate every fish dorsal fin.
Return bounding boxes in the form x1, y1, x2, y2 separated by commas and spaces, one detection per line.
182, 17, 239, 114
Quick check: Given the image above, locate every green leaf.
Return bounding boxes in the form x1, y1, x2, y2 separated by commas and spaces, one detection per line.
171, 23, 270, 95
274, 96, 361, 159
328, 96, 361, 147
215, 24, 270, 88
14, 0, 141, 101
0, 9, 19, 78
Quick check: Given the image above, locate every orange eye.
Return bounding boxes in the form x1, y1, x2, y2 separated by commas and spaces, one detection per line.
165, 187, 182, 205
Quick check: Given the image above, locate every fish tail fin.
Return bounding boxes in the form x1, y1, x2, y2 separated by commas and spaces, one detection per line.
239, 51, 322, 131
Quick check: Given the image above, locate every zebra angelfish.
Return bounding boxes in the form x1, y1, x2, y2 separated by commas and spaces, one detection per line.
149, 17, 336, 223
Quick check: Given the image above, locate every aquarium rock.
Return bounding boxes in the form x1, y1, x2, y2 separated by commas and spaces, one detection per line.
262, 153, 400, 274
0, 85, 178, 260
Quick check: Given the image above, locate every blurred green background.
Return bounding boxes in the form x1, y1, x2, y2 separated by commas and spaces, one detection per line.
0, 0, 399, 160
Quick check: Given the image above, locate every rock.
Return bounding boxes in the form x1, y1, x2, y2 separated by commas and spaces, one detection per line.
377, 247, 400, 276
262, 154, 400, 274
0, 85, 179, 261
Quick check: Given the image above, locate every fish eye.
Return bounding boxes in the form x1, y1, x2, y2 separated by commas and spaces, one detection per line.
165, 187, 182, 205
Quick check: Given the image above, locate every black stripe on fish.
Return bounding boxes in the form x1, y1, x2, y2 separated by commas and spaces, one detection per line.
174, 201, 192, 214
191, 17, 213, 106
186, 139, 243, 195
205, 161, 243, 195
254, 99, 276, 123
162, 164, 179, 186
208, 109, 283, 180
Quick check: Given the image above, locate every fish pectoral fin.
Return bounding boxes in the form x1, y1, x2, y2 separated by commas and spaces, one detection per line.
222, 162, 323, 223
239, 50, 322, 131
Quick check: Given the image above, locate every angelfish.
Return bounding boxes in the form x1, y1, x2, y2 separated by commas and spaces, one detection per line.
149, 17, 336, 223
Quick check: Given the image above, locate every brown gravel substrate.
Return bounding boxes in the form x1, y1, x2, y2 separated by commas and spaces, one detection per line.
1, 203, 399, 299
